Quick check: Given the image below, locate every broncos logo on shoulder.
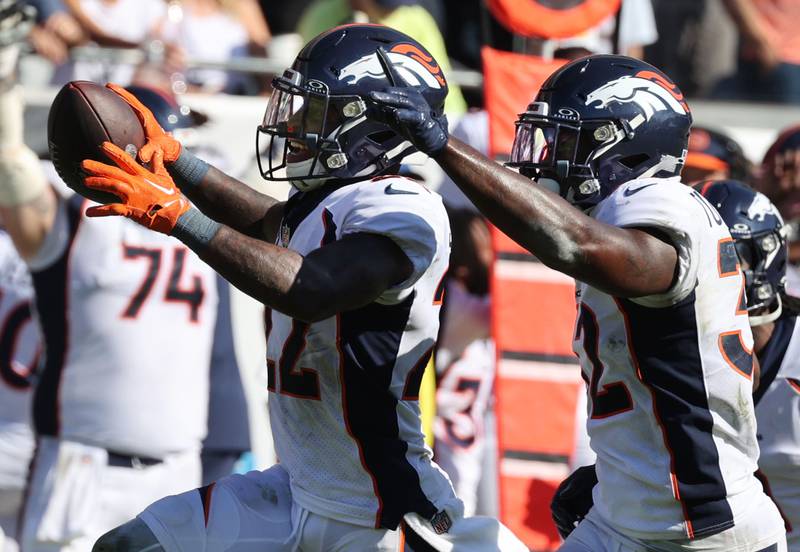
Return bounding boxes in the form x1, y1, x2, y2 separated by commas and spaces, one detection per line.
585, 70, 690, 122
338, 43, 445, 89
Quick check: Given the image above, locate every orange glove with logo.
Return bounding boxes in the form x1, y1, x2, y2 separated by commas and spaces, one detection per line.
81, 142, 189, 234
106, 83, 182, 164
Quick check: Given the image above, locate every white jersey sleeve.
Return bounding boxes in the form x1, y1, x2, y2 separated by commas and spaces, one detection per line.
593, 177, 705, 308
339, 177, 443, 296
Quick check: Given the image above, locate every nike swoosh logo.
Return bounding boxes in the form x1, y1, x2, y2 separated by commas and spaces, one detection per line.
622, 183, 657, 197
384, 183, 418, 195
144, 178, 175, 196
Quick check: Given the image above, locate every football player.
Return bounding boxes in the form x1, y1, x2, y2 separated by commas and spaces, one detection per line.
0, 42, 218, 552
698, 180, 800, 551
553, 180, 800, 548
682, 125, 752, 185
83, 25, 527, 551
759, 125, 800, 296
0, 6, 40, 552
370, 55, 787, 550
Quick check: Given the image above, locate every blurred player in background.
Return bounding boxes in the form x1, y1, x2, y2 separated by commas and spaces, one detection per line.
681, 125, 753, 185
0, 227, 39, 552
0, 6, 42, 551
434, 208, 498, 518
698, 179, 800, 550
84, 23, 526, 552
371, 54, 787, 550
759, 125, 800, 296
123, 83, 252, 486
0, 30, 219, 551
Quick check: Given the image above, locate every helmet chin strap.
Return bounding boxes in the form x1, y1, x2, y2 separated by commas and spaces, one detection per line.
749, 294, 782, 327
286, 157, 331, 192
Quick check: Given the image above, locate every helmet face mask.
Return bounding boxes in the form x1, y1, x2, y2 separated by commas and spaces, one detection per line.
508, 101, 634, 204
257, 69, 368, 187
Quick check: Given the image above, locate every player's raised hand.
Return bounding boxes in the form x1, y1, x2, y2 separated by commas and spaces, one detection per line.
368, 48, 449, 157
81, 142, 189, 235
106, 83, 182, 164
370, 88, 449, 157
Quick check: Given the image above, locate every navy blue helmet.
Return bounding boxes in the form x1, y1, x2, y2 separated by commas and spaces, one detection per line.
125, 85, 202, 132
696, 180, 788, 325
256, 24, 449, 191
507, 55, 692, 210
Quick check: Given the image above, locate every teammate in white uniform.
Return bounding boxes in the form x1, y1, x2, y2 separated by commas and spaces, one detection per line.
698, 179, 800, 551
433, 208, 497, 517
0, 43, 218, 550
0, 230, 40, 552
81, 24, 526, 551
371, 54, 787, 550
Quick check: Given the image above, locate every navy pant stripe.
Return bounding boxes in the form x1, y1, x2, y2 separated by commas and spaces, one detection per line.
617, 293, 733, 538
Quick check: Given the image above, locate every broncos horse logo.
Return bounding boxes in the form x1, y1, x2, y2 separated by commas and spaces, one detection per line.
585, 71, 690, 121
338, 43, 445, 89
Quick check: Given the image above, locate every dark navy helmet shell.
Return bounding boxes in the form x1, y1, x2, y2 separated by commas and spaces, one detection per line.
695, 179, 788, 325
125, 85, 199, 132
256, 24, 448, 191
507, 54, 692, 210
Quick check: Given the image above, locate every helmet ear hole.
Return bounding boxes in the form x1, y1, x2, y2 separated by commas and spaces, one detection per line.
619, 153, 649, 169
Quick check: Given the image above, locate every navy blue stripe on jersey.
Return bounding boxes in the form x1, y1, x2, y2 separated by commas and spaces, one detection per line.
197, 482, 216, 527
281, 185, 340, 242
30, 196, 84, 436
755, 545, 778, 552
401, 520, 439, 551
320, 208, 337, 246
754, 316, 797, 405
402, 345, 434, 400
337, 293, 437, 530
617, 293, 734, 539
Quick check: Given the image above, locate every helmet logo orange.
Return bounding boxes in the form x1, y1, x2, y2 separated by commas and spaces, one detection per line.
338, 44, 446, 89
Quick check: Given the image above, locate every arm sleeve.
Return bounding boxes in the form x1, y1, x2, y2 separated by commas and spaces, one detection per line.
339, 179, 446, 294
595, 180, 702, 308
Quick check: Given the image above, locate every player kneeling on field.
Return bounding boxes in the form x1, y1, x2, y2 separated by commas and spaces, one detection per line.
78, 24, 527, 552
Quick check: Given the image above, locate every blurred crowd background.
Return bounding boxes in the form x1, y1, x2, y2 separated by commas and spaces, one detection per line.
9, 1, 800, 551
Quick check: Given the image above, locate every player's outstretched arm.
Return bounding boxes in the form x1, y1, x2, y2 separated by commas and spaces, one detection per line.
81, 144, 411, 321
0, 85, 59, 260
436, 138, 678, 297
106, 84, 282, 240
369, 88, 677, 298
193, 227, 412, 322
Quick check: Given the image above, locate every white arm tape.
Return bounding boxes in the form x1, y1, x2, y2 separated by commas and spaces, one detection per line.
0, 86, 47, 206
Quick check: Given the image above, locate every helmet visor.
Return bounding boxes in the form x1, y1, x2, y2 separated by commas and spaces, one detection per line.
257, 69, 356, 181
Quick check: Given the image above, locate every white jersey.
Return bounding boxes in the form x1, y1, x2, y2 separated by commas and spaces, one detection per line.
28, 196, 217, 458
266, 176, 454, 530
576, 177, 765, 539
755, 315, 800, 549
0, 231, 39, 489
